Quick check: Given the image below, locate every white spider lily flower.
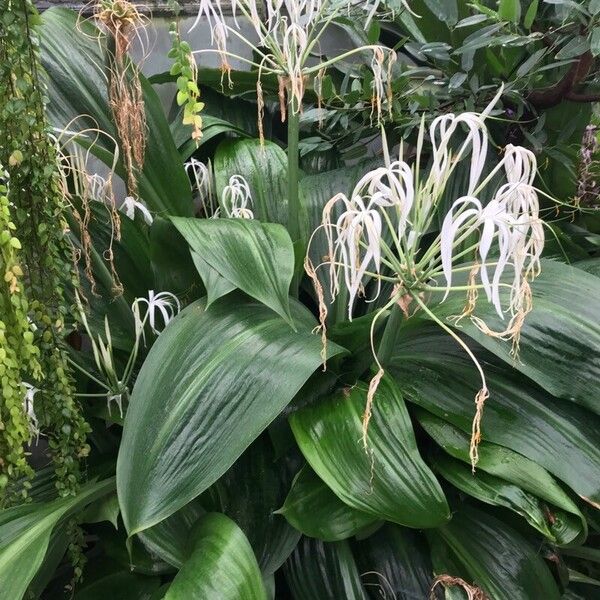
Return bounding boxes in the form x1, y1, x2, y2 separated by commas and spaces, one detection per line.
121, 196, 153, 225
352, 158, 414, 237
132, 290, 181, 340
222, 175, 254, 219
323, 193, 384, 318
189, 0, 396, 115
22, 383, 40, 442
185, 158, 215, 216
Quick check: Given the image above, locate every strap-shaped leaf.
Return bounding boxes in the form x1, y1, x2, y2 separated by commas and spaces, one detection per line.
430, 506, 561, 600
278, 465, 377, 542
165, 513, 266, 600
432, 453, 584, 546
0, 478, 115, 600
417, 408, 586, 546
283, 537, 368, 600
117, 294, 344, 535
390, 324, 600, 507
172, 217, 294, 325
428, 260, 600, 414
40, 9, 192, 216
289, 374, 450, 528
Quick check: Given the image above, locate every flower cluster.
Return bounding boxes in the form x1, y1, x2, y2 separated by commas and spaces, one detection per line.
190, 0, 399, 118
307, 88, 546, 467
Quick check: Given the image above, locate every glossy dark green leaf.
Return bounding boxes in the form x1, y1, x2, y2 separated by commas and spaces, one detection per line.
278, 465, 376, 542
165, 513, 267, 600
353, 525, 433, 600
429, 260, 600, 414
81, 492, 120, 530
0, 478, 114, 600
190, 251, 235, 307
389, 323, 600, 507
205, 436, 300, 575
117, 294, 344, 535
430, 506, 561, 600
417, 409, 586, 546
171, 217, 295, 325
284, 537, 367, 600
73, 570, 161, 600
40, 8, 192, 216
213, 139, 288, 227
137, 500, 204, 569
432, 453, 584, 546
289, 374, 450, 528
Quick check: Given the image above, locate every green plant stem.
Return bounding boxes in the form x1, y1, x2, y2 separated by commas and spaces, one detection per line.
287, 103, 301, 296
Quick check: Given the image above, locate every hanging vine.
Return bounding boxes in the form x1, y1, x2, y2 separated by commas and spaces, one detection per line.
0, 0, 91, 500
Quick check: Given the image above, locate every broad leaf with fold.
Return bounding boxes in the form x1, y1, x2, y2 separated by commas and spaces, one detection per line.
289, 374, 450, 528
172, 217, 295, 325
117, 294, 344, 535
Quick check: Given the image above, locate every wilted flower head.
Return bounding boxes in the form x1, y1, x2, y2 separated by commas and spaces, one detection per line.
222, 174, 254, 219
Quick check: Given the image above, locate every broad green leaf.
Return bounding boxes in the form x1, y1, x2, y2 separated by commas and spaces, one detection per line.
499, 0, 521, 23
354, 525, 433, 600
117, 294, 344, 535
213, 139, 288, 227
204, 436, 301, 575
389, 324, 600, 506
278, 465, 377, 542
416, 408, 586, 546
40, 9, 192, 216
289, 374, 450, 528
428, 260, 600, 415
172, 217, 295, 325
165, 513, 267, 600
430, 506, 561, 600
432, 453, 584, 546
190, 251, 235, 307
284, 537, 367, 600
0, 478, 114, 600
137, 500, 205, 569
556, 36, 590, 60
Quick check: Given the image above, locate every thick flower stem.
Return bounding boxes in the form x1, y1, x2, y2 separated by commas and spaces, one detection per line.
287, 102, 302, 296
